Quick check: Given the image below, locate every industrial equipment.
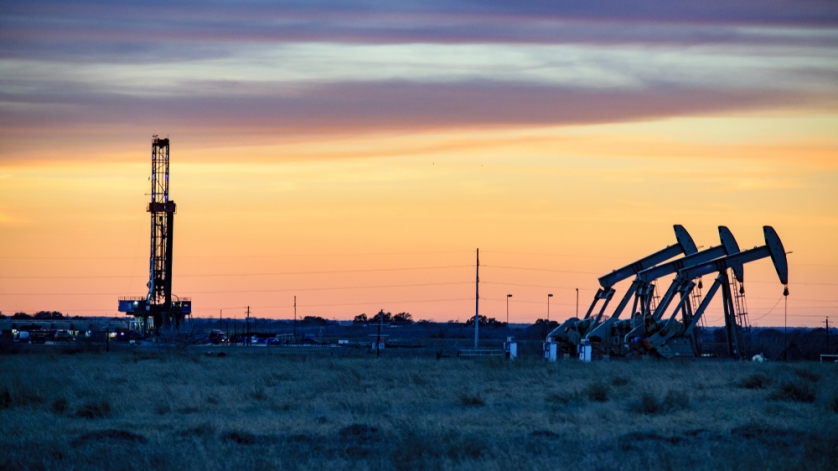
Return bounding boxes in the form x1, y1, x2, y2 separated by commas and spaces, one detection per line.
586, 226, 741, 356
642, 226, 789, 359
118, 136, 191, 331
544, 225, 697, 357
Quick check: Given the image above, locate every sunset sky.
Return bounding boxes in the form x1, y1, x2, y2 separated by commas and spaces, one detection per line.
1, 1, 837, 327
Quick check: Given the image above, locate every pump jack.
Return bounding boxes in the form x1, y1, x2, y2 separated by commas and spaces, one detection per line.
586, 226, 741, 357
544, 225, 697, 357
641, 226, 789, 359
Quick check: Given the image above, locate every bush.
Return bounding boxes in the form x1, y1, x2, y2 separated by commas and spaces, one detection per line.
769, 381, 816, 403
611, 377, 630, 387
222, 431, 257, 445
585, 383, 609, 402
636, 393, 661, 414
51, 398, 68, 414
459, 392, 485, 407
739, 374, 772, 390
793, 369, 821, 383
249, 387, 267, 401
830, 394, 838, 414
0, 385, 45, 409
75, 400, 112, 419
631, 390, 688, 414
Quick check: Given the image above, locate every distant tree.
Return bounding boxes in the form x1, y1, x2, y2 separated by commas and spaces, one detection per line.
353, 313, 368, 324
392, 312, 413, 325
417, 319, 432, 326
12, 312, 32, 319
371, 310, 391, 323
532, 318, 558, 328
464, 315, 506, 327
34, 311, 64, 319
0, 311, 5, 319
301, 316, 330, 326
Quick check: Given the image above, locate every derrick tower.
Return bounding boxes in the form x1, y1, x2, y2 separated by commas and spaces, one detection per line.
119, 136, 191, 331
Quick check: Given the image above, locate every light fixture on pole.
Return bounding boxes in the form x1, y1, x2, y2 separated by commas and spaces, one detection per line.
547, 293, 553, 322
506, 294, 513, 328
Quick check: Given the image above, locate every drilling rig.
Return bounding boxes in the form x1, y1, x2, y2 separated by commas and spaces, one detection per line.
118, 136, 191, 332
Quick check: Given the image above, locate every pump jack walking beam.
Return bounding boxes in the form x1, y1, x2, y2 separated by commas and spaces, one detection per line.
645, 226, 789, 358
587, 226, 740, 345
546, 225, 697, 345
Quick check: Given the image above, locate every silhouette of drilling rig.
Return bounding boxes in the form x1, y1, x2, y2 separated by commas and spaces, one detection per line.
118, 136, 191, 332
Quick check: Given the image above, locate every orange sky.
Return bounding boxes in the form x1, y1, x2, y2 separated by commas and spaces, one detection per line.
2, 114, 837, 327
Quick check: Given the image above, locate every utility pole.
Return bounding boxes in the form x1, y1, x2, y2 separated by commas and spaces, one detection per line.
824, 317, 830, 354
575, 288, 579, 318
246, 306, 250, 347
474, 248, 480, 349
293, 296, 297, 342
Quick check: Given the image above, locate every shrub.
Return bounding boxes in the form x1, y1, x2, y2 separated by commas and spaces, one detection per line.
769, 381, 816, 403
75, 400, 112, 419
249, 387, 267, 401
0, 386, 11, 409
585, 383, 609, 403
636, 393, 661, 414
0, 385, 45, 409
831, 394, 838, 414
793, 369, 821, 383
631, 390, 688, 414
611, 376, 630, 387
459, 392, 485, 407
51, 398, 68, 414
739, 374, 772, 389
222, 431, 256, 445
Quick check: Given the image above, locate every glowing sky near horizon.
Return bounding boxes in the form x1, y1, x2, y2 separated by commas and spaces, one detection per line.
1, 1, 837, 327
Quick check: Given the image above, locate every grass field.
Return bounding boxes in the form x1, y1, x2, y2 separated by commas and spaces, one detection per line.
1, 350, 836, 470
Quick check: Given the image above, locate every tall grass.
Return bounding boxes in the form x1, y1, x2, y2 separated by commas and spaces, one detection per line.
0, 352, 836, 470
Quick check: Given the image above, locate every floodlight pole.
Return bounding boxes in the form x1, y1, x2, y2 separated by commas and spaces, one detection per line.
506, 294, 512, 330
548, 293, 553, 322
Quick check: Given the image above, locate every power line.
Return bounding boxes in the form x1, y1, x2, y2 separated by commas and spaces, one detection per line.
0, 250, 474, 260
0, 265, 474, 279
482, 297, 575, 306
482, 281, 596, 291
0, 280, 473, 296
481, 250, 626, 260
482, 265, 601, 275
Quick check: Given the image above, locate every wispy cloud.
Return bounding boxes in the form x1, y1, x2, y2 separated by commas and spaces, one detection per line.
1, 1, 836, 162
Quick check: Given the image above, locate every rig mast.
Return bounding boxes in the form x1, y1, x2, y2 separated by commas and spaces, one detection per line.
119, 136, 191, 331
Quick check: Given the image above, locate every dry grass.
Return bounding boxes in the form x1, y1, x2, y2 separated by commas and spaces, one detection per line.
0, 352, 836, 470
